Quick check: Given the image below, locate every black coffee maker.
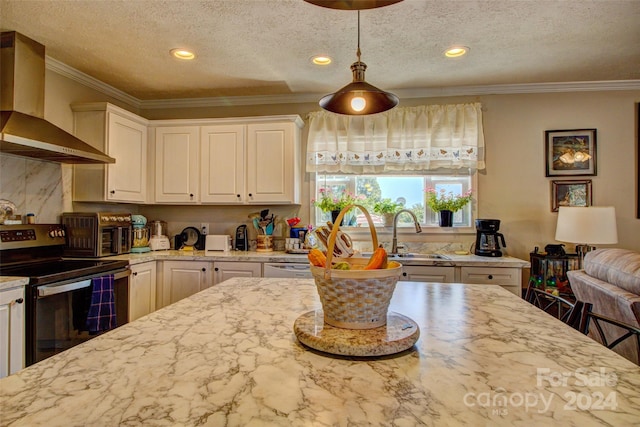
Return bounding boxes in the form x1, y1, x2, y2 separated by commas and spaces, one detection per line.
474, 219, 506, 257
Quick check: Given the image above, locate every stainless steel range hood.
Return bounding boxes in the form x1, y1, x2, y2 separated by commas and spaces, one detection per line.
0, 31, 114, 164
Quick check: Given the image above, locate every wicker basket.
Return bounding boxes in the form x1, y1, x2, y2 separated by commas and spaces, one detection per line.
310, 204, 402, 330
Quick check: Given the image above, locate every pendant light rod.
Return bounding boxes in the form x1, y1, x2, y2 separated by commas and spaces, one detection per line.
318, 9, 399, 115
356, 10, 361, 62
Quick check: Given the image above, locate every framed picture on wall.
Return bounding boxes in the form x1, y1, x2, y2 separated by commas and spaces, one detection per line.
545, 129, 597, 176
551, 180, 592, 212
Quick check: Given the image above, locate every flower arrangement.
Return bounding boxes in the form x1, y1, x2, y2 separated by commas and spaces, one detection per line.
313, 188, 363, 212
373, 198, 401, 214
425, 188, 473, 212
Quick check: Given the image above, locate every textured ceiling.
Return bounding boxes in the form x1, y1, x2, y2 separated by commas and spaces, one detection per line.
1, 0, 639, 101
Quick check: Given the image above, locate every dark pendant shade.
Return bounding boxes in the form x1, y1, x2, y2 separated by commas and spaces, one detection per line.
303, 0, 403, 10
319, 79, 399, 115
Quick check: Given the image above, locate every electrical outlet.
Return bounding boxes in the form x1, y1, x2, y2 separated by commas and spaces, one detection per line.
200, 223, 208, 235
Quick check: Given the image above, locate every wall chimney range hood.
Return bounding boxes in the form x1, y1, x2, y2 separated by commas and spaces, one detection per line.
0, 31, 114, 164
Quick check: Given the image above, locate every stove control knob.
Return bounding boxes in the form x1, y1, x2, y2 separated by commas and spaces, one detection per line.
101, 216, 109, 222
110, 216, 117, 221
49, 230, 56, 238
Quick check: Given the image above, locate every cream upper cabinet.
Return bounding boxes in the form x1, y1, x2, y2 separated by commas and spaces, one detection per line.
246, 121, 301, 204
151, 115, 303, 205
72, 103, 148, 203
200, 125, 246, 203
154, 126, 200, 203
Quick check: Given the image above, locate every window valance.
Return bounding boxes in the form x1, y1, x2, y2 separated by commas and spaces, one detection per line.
306, 103, 485, 173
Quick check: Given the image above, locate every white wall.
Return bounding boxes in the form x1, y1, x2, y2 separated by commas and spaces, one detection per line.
1, 67, 638, 262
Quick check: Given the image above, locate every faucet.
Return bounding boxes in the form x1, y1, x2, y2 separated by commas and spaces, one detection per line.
391, 209, 422, 254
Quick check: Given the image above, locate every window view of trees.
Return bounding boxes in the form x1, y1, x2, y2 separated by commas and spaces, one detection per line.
314, 174, 473, 227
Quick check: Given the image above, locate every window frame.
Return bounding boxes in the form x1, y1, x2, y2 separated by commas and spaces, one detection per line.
311, 172, 478, 235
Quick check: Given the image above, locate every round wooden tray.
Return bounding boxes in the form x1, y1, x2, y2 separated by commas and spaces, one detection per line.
293, 310, 420, 357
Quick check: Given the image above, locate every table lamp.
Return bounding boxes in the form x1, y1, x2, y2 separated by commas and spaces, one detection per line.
554, 206, 618, 267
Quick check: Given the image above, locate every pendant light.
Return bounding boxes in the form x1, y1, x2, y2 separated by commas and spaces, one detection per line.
319, 10, 399, 115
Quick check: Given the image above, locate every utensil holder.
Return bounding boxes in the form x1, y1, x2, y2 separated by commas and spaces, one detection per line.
256, 235, 273, 252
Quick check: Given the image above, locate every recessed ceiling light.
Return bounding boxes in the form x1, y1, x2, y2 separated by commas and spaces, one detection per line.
170, 48, 196, 60
311, 55, 332, 65
444, 46, 469, 58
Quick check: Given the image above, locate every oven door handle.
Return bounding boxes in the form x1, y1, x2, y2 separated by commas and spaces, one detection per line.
37, 269, 130, 297
38, 279, 92, 297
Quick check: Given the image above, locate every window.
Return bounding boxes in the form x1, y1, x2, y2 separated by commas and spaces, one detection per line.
312, 173, 475, 228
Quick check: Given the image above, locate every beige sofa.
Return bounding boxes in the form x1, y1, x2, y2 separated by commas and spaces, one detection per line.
567, 248, 640, 364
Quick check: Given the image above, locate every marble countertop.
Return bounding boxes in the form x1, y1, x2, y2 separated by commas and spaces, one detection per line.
116, 250, 531, 268
1, 278, 638, 426
0, 276, 29, 292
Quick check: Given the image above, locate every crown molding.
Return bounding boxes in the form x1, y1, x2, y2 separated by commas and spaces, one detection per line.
47, 56, 640, 111
46, 56, 141, 108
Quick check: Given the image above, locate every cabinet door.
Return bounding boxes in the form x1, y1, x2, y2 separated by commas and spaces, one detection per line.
213, 261, 262, 285
460, 267, 521, 296
246, 122, 299, 204
129, 262, 157, 322
155, 127, 200, 203
72, 103, 148, 203
200, 125, 245, 203
400, 266, 455, 283
162, 261, 212, 307
0, 287, 25, 378
106, 112, 148, 202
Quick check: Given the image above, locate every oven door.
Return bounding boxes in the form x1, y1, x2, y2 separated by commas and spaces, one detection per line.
27, 269, 130, 366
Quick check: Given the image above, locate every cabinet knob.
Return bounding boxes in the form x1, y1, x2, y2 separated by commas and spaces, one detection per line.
214, 267, 219, 272
248, 193, 253, 197
110, 190, 115, 194
402, 272, 407, 276
15, 298, 23, 304
488, 275, 493, 280
133, 272, 138, 276
236, 194, 241, 198
202, 268, 206, 272
190, 193, 194, 198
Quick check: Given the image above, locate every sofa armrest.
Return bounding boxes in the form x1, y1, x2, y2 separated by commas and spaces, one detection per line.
567, 270, 640, 327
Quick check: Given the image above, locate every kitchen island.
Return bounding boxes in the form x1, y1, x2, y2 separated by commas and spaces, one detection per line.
1, 278, 639, 426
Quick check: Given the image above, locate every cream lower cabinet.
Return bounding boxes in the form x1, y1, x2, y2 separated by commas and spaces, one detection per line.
72, 103, 148, 203
400, 266, 455, 283
159, 261, 213, 308
459, 267, 522, 296
213, 261, 262, 285
0, 286, 25, 378
129, 262, 157, 322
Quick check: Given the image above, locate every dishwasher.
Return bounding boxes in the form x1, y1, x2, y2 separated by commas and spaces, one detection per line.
263, 263, 313, 278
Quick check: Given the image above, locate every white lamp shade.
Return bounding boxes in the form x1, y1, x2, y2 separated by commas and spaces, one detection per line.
555, 206, 618, 244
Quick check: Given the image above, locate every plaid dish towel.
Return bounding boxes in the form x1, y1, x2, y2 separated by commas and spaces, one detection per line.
86, 274, 116, 333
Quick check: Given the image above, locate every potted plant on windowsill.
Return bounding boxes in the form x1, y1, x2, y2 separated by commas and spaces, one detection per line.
373, 198, 402, 227
313, 188, 362, 226
425, 188, 473, 227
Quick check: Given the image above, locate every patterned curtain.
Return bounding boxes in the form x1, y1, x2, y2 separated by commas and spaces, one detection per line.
306, 103, 485, 173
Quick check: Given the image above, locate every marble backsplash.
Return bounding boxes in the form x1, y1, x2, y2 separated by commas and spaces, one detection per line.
0, 154, 72, 224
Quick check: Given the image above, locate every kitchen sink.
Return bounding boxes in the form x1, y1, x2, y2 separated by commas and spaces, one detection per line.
360, 252, 450, 260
